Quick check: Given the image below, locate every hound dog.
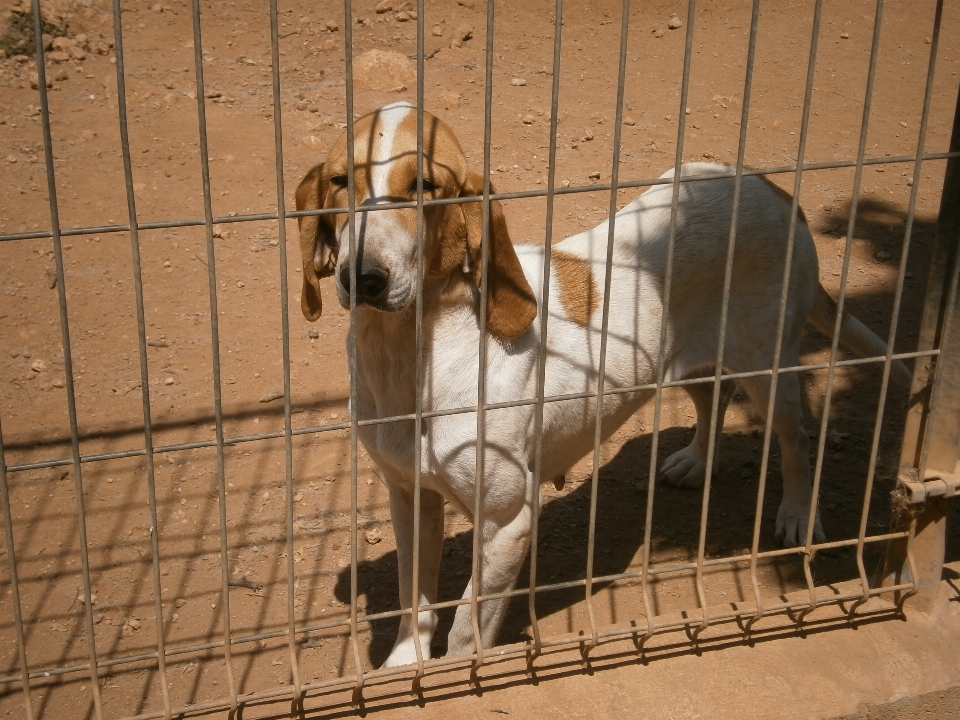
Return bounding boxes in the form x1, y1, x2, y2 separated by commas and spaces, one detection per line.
295, 102, 909, 667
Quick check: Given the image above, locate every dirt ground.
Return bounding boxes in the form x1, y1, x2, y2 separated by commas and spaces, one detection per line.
1, 0, 959, 718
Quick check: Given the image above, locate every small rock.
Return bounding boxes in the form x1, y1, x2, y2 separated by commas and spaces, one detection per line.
164, 377, 175, 385
395, 11, 410, 21
46, 51, 70, 63
55, 69, 69, 81
522, 114, 534, 124
204, 89, 222, 98
561, 179, 570, 188
69, 47, 86, 61
31, 359, 47, 373
588, 171, 601, 180
875, 249, 892, 262
29, 73, 53, 89
324, 19, 340, 31
840, 31, 849, 39
668, 15, 682, 29
366, 478, 374, 486
432, 24, 444, 36
52, 378, 64, 388
375, 0, 392, 13
510, 77, 526, 86
42, 33, 54, 51
623, 116, 636, 126
365, 528, 382, 545
451, 24, 473, 47
582, 128, 594, 141
457, 0, 475, 7
652, 28, 665, 38
924, 36, 931, 44
5, 156, 17, 163
14, 55, 30, 64
295, 99, 308, 111
237, 281, 245, 288
308, 330, 320, 339
51, 37, 74, 52
175, 598, 187, 608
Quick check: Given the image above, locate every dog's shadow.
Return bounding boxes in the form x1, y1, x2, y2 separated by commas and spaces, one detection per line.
333, 426, 831, 667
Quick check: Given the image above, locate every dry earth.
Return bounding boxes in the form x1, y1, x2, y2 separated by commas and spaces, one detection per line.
1, 0, 959, 718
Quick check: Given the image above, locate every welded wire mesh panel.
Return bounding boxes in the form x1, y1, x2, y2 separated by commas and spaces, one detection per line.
1, 0, 959, 717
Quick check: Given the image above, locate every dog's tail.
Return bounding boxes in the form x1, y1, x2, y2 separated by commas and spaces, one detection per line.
809, 284, 912, 387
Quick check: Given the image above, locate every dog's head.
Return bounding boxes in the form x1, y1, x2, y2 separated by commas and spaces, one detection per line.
295, 102, 536, 339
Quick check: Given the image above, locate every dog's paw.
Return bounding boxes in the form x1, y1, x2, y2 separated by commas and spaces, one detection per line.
381, 639, 431, 668
659, 447, 707, 488
775, 504, 826, 547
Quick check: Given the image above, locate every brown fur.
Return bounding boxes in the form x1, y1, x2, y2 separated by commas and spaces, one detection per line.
552, 250, 598, 327
296, 163, 337, 321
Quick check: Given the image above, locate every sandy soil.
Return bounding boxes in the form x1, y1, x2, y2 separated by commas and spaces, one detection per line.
1, 0, 959, 717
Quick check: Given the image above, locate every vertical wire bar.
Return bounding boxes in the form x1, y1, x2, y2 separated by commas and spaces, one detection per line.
851, 0, 942, 615
637, 0, 698, 648
526, 0, 565, 672
266, 0, 303, 710
0, 425, 33, 719
341, 0, 366, 702
729, 0, 769, 632
409, 0, 427, 693
798, 0, 885, 623
187, 0, 238, 713
110, 0, 172, 715
470, 0, 497, 676
690, 0, 761, 642
581, 0, 632, 659
30, 3, 103, 715
744, 0, 824, 634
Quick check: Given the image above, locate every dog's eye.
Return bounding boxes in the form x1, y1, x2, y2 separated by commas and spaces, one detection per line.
409, 178, 438, 194
329, 174, 348, 188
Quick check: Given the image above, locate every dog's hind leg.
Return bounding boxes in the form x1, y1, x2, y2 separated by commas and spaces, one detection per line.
738, 371, 824, 546
382, 484, 445, 668
659, 378, 735, 488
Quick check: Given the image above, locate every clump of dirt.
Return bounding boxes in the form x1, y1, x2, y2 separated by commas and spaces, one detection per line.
0, 9, 68, 57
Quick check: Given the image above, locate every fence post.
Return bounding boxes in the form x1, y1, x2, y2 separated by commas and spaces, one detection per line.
882, 81, 960, 612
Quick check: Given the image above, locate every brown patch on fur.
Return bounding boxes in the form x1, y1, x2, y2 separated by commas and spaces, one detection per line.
552, 250, 597, 326
295, 162, 338, 322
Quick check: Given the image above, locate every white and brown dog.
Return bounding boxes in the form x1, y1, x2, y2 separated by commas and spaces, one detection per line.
296, 102, 908, 667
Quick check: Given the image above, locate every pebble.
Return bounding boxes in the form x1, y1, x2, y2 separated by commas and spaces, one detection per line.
308, 330, 320, 339
875, 249, 892, 261
510, 77, 526, 86
451, 24, 473, 47
623, 116, 636, 126
652, 28, 665, 38
561, 179, 570, 188
46, 51, 70, 63
375, 0, 392, 12
395, 11, 411, 21
432, 25, 444, 36
324, 19, 340, 31
522, 114, 534, 124
364, 528, 382, 545
588, 171, 601, 180
164, 377, 174, 385
668, 15, 682, 29
840, 32, 849, 39
31, 359, 47, 373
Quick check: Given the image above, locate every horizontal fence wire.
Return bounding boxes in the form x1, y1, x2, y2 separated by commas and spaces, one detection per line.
2, 153, 959, 244
0, 0, 952, 716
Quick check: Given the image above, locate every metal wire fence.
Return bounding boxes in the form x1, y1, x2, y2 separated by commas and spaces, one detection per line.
1, 0, 959, 717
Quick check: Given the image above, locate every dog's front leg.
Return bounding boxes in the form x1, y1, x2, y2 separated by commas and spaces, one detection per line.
382, 484, 445, 668
446, 501, 533, 656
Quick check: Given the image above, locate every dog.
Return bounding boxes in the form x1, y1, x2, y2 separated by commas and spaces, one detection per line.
295, 102, 910, 667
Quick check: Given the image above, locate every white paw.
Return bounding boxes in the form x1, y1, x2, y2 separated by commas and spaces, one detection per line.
659, 446, 708, 488
775, 504, 826, 547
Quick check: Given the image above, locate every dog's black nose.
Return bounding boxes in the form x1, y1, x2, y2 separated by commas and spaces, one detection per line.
340, 265, 390, 302
358, 269, 389, 300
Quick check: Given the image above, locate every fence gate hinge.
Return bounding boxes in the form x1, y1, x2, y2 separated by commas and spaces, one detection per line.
899, 462, 960, 504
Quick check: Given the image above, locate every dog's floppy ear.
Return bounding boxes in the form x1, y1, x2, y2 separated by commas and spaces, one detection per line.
461, 173, 538, 339
296, 163, 338, 322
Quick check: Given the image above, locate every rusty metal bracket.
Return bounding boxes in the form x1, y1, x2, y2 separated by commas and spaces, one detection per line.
899, 464, 960, 504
